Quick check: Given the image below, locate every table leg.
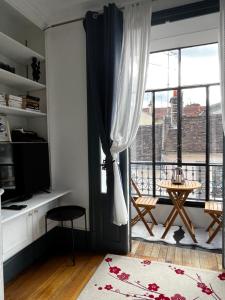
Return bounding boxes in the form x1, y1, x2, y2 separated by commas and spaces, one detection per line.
163, 206, 176, 227
162, 190, 197, 243
173, 192, 197, 243
161, 191, 183, 239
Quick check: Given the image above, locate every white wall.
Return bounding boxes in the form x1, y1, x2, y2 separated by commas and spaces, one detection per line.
45, 21, 89, 230
151, 13, 219, 52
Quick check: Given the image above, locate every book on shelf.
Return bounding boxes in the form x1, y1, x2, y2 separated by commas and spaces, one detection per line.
6, 95, 23, 109
22, 95, 40, 102
7, 95, 23, 101
25, 108, 41, 112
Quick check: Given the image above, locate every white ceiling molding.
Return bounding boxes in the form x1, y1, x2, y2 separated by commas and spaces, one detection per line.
4, 0, 49, 29
4, 0, 204, 30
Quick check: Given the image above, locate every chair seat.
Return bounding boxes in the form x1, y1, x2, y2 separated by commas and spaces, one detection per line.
204, 201, 223, 215
136, 196, 158, 208
46, 205, 86, 221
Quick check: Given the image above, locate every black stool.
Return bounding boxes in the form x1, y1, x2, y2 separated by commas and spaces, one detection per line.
45, 205, 87, 265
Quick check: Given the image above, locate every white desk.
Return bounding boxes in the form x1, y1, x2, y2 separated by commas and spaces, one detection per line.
1, 190, 70, 224
1, 190, 70, 262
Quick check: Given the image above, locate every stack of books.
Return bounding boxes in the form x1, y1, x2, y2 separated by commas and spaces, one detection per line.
22, 95, 40, 111
6, 95, 23, 108
0, 94, 6, 106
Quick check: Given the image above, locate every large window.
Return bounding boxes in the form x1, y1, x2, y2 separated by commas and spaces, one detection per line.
130, 43, 223, 202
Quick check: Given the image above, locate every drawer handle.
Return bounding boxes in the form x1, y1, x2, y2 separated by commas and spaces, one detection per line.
34, 209, 38, 214
28, 212, 33, 216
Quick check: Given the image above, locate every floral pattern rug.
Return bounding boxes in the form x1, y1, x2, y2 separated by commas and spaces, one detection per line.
78, 254, 225, 300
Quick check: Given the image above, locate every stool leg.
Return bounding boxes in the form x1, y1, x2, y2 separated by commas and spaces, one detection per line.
84, 211, 88, 247
71, 220, 75, 266
45, 216, 48, 233
45, 216, 49, 254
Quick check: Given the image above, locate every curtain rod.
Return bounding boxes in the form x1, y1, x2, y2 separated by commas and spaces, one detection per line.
43, 0, 218, 31
44, 0, 156, 31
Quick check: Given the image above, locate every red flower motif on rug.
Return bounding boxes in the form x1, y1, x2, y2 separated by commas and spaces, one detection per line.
141, 259, 151, 266
117, 272, 130, 281
91, 256, 223, 300
171, 294, 186, 300
197, 282, 207, 289
104, 284, 113, 290
109, 266, 121, 274
175, 268, 185, 275
155, 294, 170, 300
148, 283, 159, 291
218, 272, 225, 280
202, 287, 213, 295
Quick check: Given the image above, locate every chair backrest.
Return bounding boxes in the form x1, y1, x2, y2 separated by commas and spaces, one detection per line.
131, 179, 142, 198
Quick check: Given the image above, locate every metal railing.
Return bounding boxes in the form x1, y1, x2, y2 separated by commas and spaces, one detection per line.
130, 161, 223, 202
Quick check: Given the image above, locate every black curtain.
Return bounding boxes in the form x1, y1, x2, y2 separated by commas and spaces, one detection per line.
84, 4, 123, 214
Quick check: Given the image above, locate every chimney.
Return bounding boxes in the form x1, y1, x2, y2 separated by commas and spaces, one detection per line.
170, 90, 178, 128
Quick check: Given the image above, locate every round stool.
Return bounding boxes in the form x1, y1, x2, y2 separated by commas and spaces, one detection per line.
45, 205, 87, 265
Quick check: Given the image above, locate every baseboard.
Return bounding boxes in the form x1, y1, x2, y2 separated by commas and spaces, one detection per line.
3, 226, 91, 284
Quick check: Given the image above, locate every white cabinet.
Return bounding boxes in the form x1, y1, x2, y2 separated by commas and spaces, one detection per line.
2, 212, 33, 262
2, 201, 58, 262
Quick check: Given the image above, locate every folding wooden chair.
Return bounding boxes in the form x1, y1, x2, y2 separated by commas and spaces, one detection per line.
131, 179, 159, 236
204, 201, 223, 244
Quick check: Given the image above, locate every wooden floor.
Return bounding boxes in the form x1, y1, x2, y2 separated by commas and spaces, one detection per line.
5, 240, 224, 300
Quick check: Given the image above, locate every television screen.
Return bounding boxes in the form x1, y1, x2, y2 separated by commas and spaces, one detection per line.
1, 143, 50, 205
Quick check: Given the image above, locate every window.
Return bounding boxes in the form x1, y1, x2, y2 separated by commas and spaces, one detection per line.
130, 43, 223, 202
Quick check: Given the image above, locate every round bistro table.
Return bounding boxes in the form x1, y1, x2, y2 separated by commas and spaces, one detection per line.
157, 180, 202, 243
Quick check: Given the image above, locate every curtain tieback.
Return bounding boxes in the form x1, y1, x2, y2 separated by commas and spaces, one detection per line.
102, 157, 115, 170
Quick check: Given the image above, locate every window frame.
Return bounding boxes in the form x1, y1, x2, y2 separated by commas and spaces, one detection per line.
131, 42, 223, 205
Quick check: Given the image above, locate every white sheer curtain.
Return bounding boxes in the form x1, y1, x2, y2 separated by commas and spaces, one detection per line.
219, 0, 225, 268
110, 0, 152, 226
220, 0, 225, 132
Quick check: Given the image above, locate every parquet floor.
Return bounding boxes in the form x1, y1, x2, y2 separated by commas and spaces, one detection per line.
5, 240, 224, 300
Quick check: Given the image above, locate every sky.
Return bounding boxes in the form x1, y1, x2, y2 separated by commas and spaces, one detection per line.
143, 43, 220, 109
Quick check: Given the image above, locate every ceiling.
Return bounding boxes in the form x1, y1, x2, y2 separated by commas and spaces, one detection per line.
4, 0, 205, 30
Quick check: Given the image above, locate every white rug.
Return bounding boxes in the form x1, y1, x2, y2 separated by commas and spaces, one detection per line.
78, 254, 225, 300
132, 222, 222, 250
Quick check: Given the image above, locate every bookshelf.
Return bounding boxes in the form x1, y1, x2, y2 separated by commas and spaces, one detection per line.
0, 31, 47, 135
0, 32, 45, 64
0, 105, 46, 117
0, 68, 45, 92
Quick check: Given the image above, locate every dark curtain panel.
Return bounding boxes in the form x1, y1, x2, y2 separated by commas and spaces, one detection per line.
84, 4, 123, 213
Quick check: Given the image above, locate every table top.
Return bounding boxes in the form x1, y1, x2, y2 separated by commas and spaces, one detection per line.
157, 180, 202, 191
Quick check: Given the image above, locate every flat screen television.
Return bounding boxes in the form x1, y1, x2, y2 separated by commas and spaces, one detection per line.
1, 143, 50, 205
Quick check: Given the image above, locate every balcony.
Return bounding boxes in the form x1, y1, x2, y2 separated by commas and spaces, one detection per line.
130, 161, 223, 202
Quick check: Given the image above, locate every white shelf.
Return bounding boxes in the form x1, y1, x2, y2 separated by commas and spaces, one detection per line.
0, 32, 45, 64
0, 105, 46, 117
0, 68, 45, 91
1, 190, 71, 224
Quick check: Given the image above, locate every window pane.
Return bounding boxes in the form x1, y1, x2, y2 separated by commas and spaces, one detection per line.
181, 88, 206, 163
130, 92, 153, 195
209, 86, 223, 164
146, 50, 179, 90
100, 145, 106, 194
181, 44, 219, 86
155, 90, 177, 163
130, 92, 153, 162
209, 85, 223, 201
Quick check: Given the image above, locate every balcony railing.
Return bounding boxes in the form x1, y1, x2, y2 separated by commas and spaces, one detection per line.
130, 161, 223, 202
